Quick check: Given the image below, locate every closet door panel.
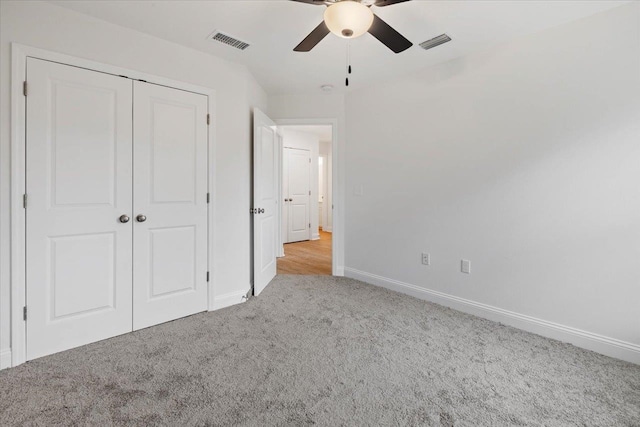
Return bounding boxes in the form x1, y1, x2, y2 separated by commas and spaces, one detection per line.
25, 58, 133, 360
133, 82, 208, 330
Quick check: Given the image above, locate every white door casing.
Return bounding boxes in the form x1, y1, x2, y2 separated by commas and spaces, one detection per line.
282, 144, 290, 248
132, 81, 209, 330
284, 147, 311, 243
320, 154, 329, 230
253, 109, 278, 296
25, 58, 134, 360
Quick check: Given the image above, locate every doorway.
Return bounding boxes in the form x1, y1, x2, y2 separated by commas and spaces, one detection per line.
277, 125, 333, 275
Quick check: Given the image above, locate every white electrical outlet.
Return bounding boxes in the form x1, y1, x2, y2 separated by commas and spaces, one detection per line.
461, 259, 471, 274
421, 253, 430, 266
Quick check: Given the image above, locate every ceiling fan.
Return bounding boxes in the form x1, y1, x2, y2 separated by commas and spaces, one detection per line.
292, 0, 413, 53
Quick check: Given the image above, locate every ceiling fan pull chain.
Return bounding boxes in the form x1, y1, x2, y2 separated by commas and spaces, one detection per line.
346, 42, 351, 87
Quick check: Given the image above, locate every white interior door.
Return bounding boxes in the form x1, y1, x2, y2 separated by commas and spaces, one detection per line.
253, 109, 278, 296
132, 81, 209, 330
285, 148, 311, 243
25, 58, 133, 360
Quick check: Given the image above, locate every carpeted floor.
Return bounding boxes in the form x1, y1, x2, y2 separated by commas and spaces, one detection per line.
1, 275, 639, 426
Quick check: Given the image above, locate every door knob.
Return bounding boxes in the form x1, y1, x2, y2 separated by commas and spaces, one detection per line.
119, 214, 130, 223
136, 214, 147, 223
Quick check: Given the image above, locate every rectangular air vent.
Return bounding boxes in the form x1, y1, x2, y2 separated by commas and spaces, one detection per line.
209, 30, 250, 51
419, 34, 451, 51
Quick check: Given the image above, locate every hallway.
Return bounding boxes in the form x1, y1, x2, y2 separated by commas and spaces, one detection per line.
277, 230, 332, 275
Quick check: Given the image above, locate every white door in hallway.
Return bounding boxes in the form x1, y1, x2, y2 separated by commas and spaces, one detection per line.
132, 81, 209, 330
284, 147, 311, 243
25, 58, 134, 360
253, 109, 278, 296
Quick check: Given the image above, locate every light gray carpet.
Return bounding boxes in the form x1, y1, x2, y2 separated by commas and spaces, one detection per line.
1, 275, 639, 426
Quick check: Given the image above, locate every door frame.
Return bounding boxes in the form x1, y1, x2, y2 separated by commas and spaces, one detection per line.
9, 43, 217, 368
274, 119, 342, 276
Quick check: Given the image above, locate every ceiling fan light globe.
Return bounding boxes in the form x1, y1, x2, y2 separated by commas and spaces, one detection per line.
324, 1, 374, 39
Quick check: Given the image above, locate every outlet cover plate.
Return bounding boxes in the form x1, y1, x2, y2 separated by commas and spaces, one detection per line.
421, 253, 430, 266
461, 259, 471, 274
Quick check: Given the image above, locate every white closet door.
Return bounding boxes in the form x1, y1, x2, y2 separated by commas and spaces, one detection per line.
286, 148, 311, 243
25, 58, 133, 360
132, 82, 208, 330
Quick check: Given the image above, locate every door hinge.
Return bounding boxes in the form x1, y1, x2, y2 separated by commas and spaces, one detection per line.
23, 81, 27, 97
23, 306, 27, 321
23, 194, 27, 209
207, 114, 210, 125
309, 223, 311, 228
206, 271, 210, 282
309, 190, 311, 196
206, 192, 210, 204
309, 158, 311, 163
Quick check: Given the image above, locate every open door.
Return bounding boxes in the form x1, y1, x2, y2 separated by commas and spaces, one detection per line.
253, 109, 278, 296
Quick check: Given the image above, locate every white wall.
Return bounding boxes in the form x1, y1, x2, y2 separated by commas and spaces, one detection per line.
344, 3, 640, 363
0, 0, 267, 368
268, 93, 345, 273
281, 129, 320, 240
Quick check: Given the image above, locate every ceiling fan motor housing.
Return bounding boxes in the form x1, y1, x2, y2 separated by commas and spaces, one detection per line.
292, 0, 413, 53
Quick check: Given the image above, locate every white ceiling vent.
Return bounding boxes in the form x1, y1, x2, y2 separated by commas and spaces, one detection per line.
419, 34, 451, 51
209, 30, 250, 51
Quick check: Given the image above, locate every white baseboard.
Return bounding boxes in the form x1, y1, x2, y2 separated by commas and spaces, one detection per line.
311, 233, 320, 241
0, 349, 11, 370
212, 289, 249, 311
322, 226, 333, 232
334, 265, 344, 276
344, 267, 640, 365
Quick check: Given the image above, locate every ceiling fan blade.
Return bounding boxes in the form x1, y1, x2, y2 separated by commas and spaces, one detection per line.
373, 0, 411, 7
290, 0, 327, 5
368, 14, 412, 53
294, 21, 330, 52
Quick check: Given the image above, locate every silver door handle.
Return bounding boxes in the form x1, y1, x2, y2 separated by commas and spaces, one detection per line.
136, 214, 147, 223
119, 214, 130, 223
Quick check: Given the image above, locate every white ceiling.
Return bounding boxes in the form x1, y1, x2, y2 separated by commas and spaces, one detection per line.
50, 0, 628, 96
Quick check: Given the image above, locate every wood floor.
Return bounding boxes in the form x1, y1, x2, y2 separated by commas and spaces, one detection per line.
277, 229, 332, 275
